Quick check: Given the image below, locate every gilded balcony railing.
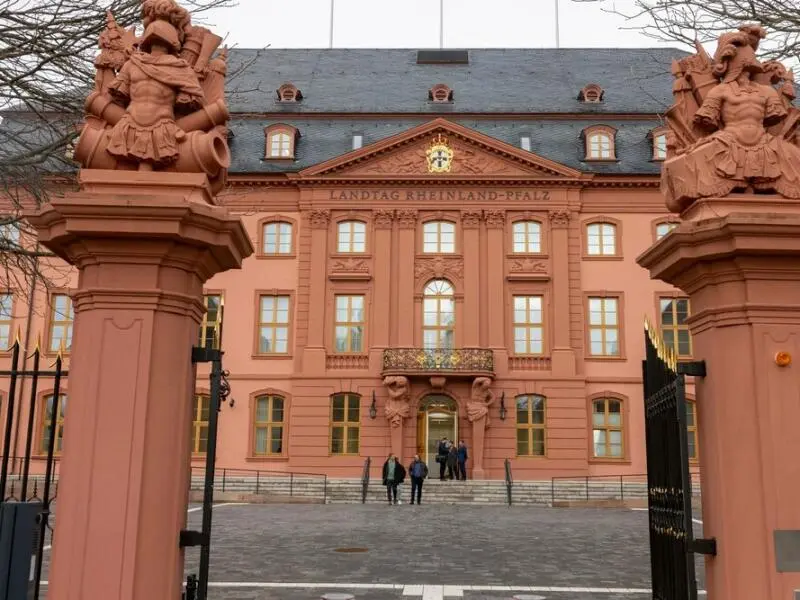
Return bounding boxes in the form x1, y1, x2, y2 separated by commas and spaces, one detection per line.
382, 348, 494, 375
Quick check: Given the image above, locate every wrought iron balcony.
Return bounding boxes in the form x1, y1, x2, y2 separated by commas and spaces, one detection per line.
382, 348, 494, 377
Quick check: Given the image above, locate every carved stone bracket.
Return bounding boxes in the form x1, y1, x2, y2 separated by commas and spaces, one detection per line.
329, 257, 371, 281
507, 258, 550, 281
461, 210, 482, 229
484, 209, 505, 229
383, 375, 411, 428
373, 209, 394, 229
307, 209, 331, 229
397, 209, 418, 229
548, 209, 571, 229
415, 256, 464, 282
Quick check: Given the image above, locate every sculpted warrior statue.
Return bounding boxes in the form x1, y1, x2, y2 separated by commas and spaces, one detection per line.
467, 377, 494, 427
383, 376, 411, 428
74, 0, 231, 193
662, 25, 800, 213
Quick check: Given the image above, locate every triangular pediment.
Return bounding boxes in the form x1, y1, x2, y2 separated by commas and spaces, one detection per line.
300, 118, 583, 180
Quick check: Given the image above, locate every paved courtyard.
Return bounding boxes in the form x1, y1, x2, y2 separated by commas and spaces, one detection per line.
174, 502, 706, 600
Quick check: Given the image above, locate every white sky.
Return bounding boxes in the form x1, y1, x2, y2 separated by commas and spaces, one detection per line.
200, 0, 681, 51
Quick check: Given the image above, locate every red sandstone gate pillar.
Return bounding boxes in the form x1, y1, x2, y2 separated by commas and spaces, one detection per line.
28, 171, 252, 600
638, 197, 800, 600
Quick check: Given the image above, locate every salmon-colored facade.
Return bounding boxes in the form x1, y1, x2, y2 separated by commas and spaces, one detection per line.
0, 48, 700, 480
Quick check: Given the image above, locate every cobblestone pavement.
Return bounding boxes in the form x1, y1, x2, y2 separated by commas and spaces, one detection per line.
174, 503, 707, 599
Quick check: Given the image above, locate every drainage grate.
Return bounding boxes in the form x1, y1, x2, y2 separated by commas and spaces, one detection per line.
333, 547, 368, 553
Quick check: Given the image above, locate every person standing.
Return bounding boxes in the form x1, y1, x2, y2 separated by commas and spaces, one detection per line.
436, 437, 449, 480
408, 454, 428, 505
446, 441, 458, 480
457, 440, 468, 481
382, 453, 406, 505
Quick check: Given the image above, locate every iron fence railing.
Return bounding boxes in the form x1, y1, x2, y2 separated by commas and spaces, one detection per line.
549, 472, 702, 505
189, 466, 328, 503
360, 457, 371, 504
504, 458, 513, 506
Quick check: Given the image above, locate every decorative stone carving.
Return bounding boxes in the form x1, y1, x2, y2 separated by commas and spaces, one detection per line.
373, 209, 394, 229
662, 25, 800, 213
396, 209, 418, 229
331, 258, 369, 273
415, 257, 464, 282
484, 209, 505, 229
383, 376, 411, 428
429, 376, 447, 391
74, 0, 231, 193
467, 377, 495, 427
307, 209, 330, 229
461, 210, 482, 229
509, 258, 548, 273
548, 209, 571, 228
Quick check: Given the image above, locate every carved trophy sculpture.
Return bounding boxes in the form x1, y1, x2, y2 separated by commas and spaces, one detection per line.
467, 377, 495, 428
662, 25, 800, 213
383, 376, 411, 428
74, 0, 231, 194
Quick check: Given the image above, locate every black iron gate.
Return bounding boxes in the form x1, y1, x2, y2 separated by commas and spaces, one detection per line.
642, 320, 715, 600
180, 343, 230, 600
0, 339, 67, 600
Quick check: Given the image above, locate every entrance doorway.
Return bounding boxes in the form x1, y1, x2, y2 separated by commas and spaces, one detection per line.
417, 395, 458, 467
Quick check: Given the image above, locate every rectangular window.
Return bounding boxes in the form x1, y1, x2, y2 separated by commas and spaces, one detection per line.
330, 394, 360, 455
41, 394, 67, 455
258, 295, 290, 354
654, 134, 667, 160
0, 223, 19, 247
588, 296, 620, 357
337, 221, 367, 253
262, 221, 293, 255
423, 221, 455, 253
592, 398, 623, 458
687, 401, 698, 461
0, 293, 12, 350
192, 394, 210, 455
586, 223, 617, 256
334, 295, 365, 353
516, 395, 546, 456
253, 395, 284, 456
48, 294, 74, 353
659, 297, 692, 357
198, 294, 223, 350
520, 136, 531, 151
655, 222, 677, 240
513, 296, 544, 355
512, 221, 541, 253
352, 134, 363, 150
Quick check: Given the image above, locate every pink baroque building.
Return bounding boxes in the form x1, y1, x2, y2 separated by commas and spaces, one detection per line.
0, 49, 699, 480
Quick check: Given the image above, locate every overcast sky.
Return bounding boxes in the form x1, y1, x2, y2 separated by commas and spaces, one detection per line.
200, 0, 679, 51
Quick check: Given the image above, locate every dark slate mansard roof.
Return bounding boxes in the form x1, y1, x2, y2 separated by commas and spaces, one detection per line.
226, 47, 686, 176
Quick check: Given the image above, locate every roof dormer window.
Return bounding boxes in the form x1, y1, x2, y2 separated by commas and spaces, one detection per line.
264, 124, 299, 160
579, 83, 604, 103
429, 83, 454, 103
277, 83, 303, 103
650, 126, 669, 161
583, 125, 617, 161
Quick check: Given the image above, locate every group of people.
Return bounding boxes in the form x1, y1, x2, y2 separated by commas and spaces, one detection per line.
381, 438, 469, 506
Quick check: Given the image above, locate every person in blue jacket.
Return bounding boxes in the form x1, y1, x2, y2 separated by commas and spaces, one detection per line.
457, 440, 469, 481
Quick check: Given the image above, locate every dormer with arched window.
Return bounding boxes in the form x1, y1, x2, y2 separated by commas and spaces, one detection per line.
582, 125, 617, 161
276, 83, 303, 103
264, 124, 299, 160
578, 83, 604, 103
650, 126, 668, 161
429, 83, 454, 103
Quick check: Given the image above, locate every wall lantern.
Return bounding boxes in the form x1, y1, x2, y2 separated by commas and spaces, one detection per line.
499, 392, 507, 421
369, 391, 377, 419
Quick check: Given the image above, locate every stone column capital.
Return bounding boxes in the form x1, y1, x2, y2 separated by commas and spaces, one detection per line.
461, 210, 482, 229
307, 209, 331, 229
484, 209, 506, 229
397, 209, 418, 229
548, 209, 572, 228
373, 209, 394, 229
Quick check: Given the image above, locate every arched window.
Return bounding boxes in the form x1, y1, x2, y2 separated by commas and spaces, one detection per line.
337, 221, 367, 253
330, 393, 360, 455
512, 221, 542, 253
191, 393, 210, 455
591, 397, 624, 459
584, 126, 616, 160
653, 133, 667, 160
41, 393, 67, 455
423, 221, 455, 253
262, 221, 293, 255
516, 394, 546, 456
423, 279, 455, 350
264, 125, 298, 159
655, 221, 677, 240
253, 394, 284, 456
585, 222, 617, 256
686, 400, 698, 461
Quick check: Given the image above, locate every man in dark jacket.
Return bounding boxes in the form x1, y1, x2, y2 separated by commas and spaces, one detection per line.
382, 453, 406, 505
446, 442, 458, 480
407, 454, 428, 505
436, 437, 449, 480
457, 440, 468, 481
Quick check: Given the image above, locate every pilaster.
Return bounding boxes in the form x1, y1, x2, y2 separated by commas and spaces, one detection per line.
370, 209, 394, 371
303, 208, 330, 373
549, 209, 576, 376
462, 210, 482, 347
484, 209, 508, 376
396, 209, 417, 346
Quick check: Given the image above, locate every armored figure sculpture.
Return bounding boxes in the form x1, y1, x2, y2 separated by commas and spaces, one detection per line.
662, 25, 800, 213
467, 377, 494, 427
74, 0, 230, 193
383, 376, 411, 428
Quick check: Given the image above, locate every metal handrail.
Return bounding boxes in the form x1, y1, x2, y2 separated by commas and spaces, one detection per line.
504, 458, 513, 506
189, 466, 329, 503
361, 457, 371, 504
549, 472, 701, 505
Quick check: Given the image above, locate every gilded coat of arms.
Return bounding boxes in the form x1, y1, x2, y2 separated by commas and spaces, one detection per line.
426, 133, 454, 173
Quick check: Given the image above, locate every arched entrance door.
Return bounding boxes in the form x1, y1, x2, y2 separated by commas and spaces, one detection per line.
417, 395, 458, 466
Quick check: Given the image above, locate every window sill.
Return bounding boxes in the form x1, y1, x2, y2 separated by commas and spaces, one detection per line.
251, 353, 294, 360
581, 254, 624, 261
415, 252, 462, 259
262, 157, 295, 162
330, 252, 372, 259
515, 454, 548, 460
506, 252, 549, 259
246, 456, 290, 463
589, 458, 631, 465
256, 253, 297, 260
585, 355, 626, 361
582, 158, 619, 163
